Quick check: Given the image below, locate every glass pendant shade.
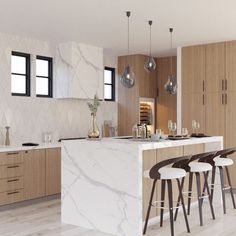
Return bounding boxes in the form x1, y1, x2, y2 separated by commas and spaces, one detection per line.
120, 65, 135, 88
144, 56, 156, 72
164, 74, 177, 94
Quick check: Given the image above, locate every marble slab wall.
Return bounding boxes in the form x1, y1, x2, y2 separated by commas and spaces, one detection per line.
0, 33, 117, 144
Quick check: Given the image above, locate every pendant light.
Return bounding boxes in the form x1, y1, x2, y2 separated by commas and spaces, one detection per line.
120, 11, 135, 88
164, 28, 177, 94
144, 20, 156, 72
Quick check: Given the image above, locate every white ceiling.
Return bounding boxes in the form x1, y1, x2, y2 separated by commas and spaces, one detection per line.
1, 0, 236, 57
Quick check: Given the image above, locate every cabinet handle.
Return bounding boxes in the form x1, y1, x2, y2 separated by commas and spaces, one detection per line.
203, 80, 205, 92
203, 94, 205, 105
7, 152, 19, 155
222, 80, 224, 91
7, 179, 19, 183
222, 94, 224, 105
225, 94, 227, 105
7, 191, 19, 195
7, 165, 19, 169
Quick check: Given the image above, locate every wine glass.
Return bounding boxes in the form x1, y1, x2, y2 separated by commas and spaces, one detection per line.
196, 122, 200, 134
182, 128, 189, 137
171, 122, 177, 135
168, 120, 173, 135
192, 120, 197, 134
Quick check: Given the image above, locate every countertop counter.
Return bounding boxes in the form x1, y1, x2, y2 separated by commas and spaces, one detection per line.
0, 142, 61, 153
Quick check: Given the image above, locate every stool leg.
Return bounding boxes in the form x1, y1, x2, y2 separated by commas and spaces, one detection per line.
177, 178, 190, 233
143, 179, 157, 234
201, 171, 209, 205
211, 167, 216, 203
225, 166, 236, 209
196, 172, 203, 226
160, 180, 166, 227
174, 177, 184, 221
167, 179, 174, 236
219, 166, 227, 214
203, 172, 215, 220
187, 172, 193, 215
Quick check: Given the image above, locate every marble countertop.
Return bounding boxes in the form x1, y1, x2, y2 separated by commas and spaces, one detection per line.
0, 142, 61, 153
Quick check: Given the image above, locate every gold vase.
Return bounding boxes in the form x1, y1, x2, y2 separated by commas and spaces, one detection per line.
88, 114, 100, 138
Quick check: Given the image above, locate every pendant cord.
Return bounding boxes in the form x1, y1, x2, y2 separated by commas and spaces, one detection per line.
127, 12, 130, 66
170, 28, 173, 75
149, 22, 151, 56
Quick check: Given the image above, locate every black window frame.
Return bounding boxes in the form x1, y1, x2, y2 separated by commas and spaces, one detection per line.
104, 67, 115, 101
11, 51, 31, 97
36, 55, 53, 98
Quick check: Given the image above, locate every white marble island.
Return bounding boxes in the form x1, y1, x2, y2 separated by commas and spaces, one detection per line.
61, 136, 223, 236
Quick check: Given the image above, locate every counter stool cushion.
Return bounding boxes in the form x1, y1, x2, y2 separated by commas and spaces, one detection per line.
214, 157, 233, 167
159, 167, 186, 180
189, 162, 212, 173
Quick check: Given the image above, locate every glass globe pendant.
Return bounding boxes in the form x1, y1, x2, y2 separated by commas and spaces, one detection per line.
120, 11, 135, 88
164, 28, 177, 94
144, 20, 156, 72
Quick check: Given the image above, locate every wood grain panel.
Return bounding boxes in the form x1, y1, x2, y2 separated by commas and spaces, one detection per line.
0, 164, 23, 179
46, 148, 61, 196
0, 189, 24, 206
0, 177, 24, 193
0, 151, 23, 166
156, 57, 177, 133
24, 149, 46, 200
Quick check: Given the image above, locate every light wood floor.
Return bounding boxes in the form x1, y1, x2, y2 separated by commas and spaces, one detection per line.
0, 195, 235, 236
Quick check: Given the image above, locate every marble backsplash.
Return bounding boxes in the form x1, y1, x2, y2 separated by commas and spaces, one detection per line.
0, 33, 117, 145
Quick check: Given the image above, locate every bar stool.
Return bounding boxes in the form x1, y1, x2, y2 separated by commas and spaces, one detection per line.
174, 152, 216, 226
143, 156, 190, 236
201, 148, 236, 214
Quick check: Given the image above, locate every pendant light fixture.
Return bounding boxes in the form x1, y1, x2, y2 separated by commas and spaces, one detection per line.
164, 28, 177, 94
120, 11, 135, 88
144, 20, 156, 72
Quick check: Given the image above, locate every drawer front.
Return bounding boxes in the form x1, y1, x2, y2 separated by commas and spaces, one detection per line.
0, 177, 24, 193
0, 151, 23, 166
0, 164, 23, 179
0, 189, 24, 206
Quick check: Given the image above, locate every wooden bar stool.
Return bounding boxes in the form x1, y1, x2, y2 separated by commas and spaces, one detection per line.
143, 156, 190, 236
173, 152, 216, 226
201, 148, 236, 214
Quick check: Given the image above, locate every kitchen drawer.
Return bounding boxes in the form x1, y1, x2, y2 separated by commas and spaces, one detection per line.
0, 164, 23, 179
0, 151, 23, 166
0, 189, 24, 206
0, 177, 24, 193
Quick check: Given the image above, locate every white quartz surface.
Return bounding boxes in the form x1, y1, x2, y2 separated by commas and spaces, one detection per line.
61, 136, 223, 236
0, 142, 61, 152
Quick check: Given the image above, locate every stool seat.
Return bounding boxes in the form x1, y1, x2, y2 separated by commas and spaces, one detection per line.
189, 162, 212, 173
143, 167, 186, 180
214, 157, 233, 167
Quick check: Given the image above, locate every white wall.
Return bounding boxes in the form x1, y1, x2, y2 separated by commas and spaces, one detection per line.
0, 33, 118, 145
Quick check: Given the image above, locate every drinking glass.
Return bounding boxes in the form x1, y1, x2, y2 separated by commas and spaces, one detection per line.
171, 122, 177, 135
196, 122, 200, 134
192, 120, 197, 133
182, 128, 189, 137
168, 120, 173, 135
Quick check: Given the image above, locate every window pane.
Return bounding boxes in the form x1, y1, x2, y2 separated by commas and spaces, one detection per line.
104, 70, 112, 84
104, 84, 112, 99
36, 77, 49, 95
11, 55, 26, 74
11, 75, 26, 94
36, 59, 48, 77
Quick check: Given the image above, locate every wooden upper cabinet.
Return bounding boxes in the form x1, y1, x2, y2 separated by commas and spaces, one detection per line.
46, 148, 61, 196
182, 45, 205, 93
24, 149, 46, 200
226, 41, 236, 92
205, 42, 226, 93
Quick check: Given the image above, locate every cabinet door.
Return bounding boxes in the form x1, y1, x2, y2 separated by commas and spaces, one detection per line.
205, 92, 225, 136
182, 92, 205, 134
46, 148, 61, 196
225, 92, 236, 187
142, 150, 157, 220
205, 42, 225, 93
226, 40, 236, 92
182, 45, 205, 93
24, 150, 46, 200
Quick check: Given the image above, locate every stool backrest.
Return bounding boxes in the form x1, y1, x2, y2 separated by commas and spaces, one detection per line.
149, 155, 190, 179
215, 147, 236, 158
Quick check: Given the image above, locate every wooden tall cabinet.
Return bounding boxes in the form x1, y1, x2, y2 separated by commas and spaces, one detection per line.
118, 55, 157, 136
24, 149, 46, 200
181, 45, 206, 133
156, 57, 177, 133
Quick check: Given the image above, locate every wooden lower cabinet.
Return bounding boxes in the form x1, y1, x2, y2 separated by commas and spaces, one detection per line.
24, 149, 46, 200
46, 148, 61, 196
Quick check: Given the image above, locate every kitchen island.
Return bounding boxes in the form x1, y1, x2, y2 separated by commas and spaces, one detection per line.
61, 136, 223, 236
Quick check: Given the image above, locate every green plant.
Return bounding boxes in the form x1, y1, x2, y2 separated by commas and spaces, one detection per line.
87, 94, 100, 115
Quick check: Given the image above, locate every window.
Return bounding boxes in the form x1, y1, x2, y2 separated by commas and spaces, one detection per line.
11, 51, 30, 96
36, 56, 53, 97
104, 67, 115, 101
